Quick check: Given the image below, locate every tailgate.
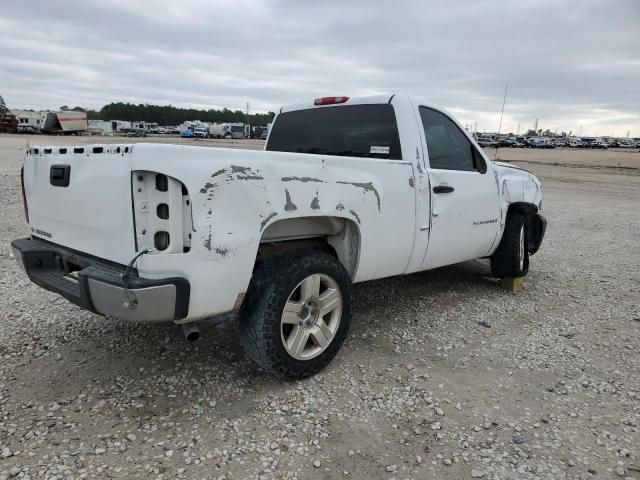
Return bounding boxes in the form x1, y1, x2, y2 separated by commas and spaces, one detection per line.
23, 145, 136, 265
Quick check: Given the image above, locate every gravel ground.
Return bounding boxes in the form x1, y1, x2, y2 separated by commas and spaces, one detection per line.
0, 134, 638, 480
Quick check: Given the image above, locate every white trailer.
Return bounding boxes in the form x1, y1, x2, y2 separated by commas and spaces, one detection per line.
209, 123, 245, 139
87, 120, 113, 136
12, 110, 46, 133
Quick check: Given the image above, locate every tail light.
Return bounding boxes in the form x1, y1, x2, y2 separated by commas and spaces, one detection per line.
131, 171, 192, 254
314, 96, 349, 106
20, 167, 29, 223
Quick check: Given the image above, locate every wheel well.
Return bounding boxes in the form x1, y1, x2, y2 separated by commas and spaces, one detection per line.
508, 202, 538, 216
506, 202, 543, 254
256, 216, 361, 279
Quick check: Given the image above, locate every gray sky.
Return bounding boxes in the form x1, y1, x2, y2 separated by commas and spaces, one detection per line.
1, 0, 638, 136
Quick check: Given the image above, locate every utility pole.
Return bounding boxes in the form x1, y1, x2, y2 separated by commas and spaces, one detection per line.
474, 121, 477, 133
579, 125, 583, 137
534, 118, 539, 132
517, 123, 520, 135
246, 102, 250, 138
627, 130, 631, 138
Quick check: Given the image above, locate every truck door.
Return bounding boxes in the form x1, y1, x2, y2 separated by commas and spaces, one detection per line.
417, 106, 500, 270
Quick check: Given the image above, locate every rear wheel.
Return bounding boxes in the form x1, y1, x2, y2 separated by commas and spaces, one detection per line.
491, 212, 529, 278
240, 251, 352, 379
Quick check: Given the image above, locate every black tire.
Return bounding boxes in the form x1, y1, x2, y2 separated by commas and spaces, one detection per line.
491, 212, 529, 278
240, 251, 352, 379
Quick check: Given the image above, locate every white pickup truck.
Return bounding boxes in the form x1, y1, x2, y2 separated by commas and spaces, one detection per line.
12, 94, 546, 379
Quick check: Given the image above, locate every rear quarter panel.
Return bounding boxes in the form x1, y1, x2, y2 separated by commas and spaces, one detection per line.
130, 144, 416, 319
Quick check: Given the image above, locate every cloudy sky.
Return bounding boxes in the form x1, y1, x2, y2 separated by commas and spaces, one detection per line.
1, 0, 638, 136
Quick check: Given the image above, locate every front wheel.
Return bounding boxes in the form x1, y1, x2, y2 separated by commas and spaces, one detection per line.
491, 212, 529, 278
240, 251, 352, 379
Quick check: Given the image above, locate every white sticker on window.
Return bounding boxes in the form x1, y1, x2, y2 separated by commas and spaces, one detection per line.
370, 146, 390, 155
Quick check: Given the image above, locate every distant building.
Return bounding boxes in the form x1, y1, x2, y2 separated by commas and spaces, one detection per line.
11, 110, 47, 133
42, 111, 88, 133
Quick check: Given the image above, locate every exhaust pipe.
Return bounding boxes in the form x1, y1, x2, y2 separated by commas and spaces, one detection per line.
182, 322, 200, 342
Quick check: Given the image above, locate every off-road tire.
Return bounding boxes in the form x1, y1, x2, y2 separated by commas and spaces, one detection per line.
240, 251, 352, 379
491, 212, 529, 278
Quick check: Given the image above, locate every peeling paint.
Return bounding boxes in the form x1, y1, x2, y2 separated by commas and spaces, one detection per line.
214, 247, 230, 256
336, 181, 381, 211
335, 203, 345, 211
281, 176, 324, 183
349, 209, 361, 225
408, 177, 415, 188
260, 212, 278, 230
284, 189, 297, 211
203, 226, 213, 251
231, 165, 252, 174
236, 174, 264, 180
310, 195, 320, 210
211, 168, 227, 178
231, 165, 264, 180
200, 182, 215, 194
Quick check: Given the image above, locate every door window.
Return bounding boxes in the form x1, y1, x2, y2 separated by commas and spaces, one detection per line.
419, 107, 486, 173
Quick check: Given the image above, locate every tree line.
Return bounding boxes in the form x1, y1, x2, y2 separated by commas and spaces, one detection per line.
76, 102, 275, 126
2, 93, 275, 126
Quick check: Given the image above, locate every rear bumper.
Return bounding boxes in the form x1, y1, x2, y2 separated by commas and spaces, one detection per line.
11, 238, 190, 322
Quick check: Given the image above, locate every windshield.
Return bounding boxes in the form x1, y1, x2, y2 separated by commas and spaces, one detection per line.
266, 104, 402, 160
231, 126, 243, 133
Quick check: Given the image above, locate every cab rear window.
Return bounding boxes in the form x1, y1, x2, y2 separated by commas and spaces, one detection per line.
266, 104, 402, 160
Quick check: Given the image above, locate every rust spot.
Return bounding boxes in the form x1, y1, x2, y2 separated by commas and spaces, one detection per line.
310, 195, 320, 210
409, 177, 415, 188
335, 203, 345, 211
284, 189, 297, 211
215, 247, 230, 256
211, 168, 227, 178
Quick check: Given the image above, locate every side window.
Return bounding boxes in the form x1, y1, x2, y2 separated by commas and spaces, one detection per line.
419, 107, 485, 172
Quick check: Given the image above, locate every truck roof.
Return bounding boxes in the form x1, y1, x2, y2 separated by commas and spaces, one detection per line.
280, 94, 396, 113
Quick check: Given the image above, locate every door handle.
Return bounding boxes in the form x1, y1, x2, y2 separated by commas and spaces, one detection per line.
433, 185, 454, 194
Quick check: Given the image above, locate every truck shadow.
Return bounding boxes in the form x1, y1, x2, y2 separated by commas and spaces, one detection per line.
12, 259, 501, 419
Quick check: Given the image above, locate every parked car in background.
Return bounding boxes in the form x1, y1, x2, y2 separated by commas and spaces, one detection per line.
180, 129, 194, 138
618, 140, 635, 148
527, 137, 554, 148
193, 127, 208, 138
568, 139, 583, 148
477, 135, 498, 148
498, 138, 524, 148
261, 130, 268, 140
127, 129, 147, 137
582, 138, 608, 149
